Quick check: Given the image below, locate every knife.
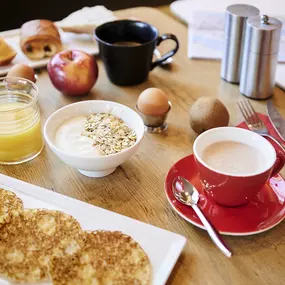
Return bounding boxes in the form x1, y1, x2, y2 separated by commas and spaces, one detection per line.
267, 100, 285, 141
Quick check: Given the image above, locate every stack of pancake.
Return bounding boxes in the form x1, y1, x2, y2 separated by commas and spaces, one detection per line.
0, 188, 151, 284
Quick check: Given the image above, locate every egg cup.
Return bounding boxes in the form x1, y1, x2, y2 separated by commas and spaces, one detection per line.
136, 101, 172, 133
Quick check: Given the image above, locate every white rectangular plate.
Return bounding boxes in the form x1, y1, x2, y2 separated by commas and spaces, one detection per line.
0, 174, 186, 285
0, 29, 99, 76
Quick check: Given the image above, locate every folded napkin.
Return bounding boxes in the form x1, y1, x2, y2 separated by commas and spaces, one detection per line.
57, 6, 117, 34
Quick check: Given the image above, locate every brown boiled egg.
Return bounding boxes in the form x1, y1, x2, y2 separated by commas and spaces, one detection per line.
7, 64, 36, 82
137, 88, 169, 116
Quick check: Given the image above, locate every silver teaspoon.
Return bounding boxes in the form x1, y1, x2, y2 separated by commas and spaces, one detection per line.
172, 176, 232, 258
153, 49, 173, 65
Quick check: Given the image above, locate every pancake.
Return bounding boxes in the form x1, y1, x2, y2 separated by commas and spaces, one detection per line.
0, 209, 84, 283
50, 230, 151, 285
0, 188, 23, 227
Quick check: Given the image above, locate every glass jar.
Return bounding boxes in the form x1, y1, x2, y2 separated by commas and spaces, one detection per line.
0, 77, 44, 164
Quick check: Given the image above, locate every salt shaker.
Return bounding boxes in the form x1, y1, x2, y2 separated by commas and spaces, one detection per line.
221, 4, 259, 83
240, 15, 282, 100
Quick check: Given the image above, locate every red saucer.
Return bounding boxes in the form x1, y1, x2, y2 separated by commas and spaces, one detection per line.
165, 115, 285, 236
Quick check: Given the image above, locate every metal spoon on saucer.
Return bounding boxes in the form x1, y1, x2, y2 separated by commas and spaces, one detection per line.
172, 176, 232, 258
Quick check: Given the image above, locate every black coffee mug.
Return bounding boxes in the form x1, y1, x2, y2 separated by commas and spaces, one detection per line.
94, 20, 179, 85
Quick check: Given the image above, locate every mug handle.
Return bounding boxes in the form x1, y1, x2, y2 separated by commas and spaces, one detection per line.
151, 34, 179, 70
271, 150, 285, 177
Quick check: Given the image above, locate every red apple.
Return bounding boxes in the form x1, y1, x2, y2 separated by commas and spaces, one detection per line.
48, 50, 98, 96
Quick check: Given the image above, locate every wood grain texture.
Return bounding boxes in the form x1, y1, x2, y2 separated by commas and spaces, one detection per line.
1, 6, 285, 285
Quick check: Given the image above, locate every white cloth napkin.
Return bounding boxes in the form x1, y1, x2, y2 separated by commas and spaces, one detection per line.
57, 6, 117, 34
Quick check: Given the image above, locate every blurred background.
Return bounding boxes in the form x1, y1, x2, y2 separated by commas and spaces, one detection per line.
1, 0, 173, 31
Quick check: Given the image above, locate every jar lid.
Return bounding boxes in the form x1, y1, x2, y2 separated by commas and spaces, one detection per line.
245, 15, 283, 54
225, 4, 259, 39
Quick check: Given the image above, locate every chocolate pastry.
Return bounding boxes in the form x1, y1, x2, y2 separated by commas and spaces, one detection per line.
20, 20, 62, 60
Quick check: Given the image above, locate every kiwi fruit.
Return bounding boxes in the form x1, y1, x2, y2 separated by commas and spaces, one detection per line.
189, 97, 229, 134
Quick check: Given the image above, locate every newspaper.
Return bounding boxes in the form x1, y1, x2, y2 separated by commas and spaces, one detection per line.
188, 11, 285, 62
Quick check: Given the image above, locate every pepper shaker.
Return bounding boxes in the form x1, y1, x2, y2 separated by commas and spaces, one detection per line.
240, 15, 282, 100
221, 4, 259, 83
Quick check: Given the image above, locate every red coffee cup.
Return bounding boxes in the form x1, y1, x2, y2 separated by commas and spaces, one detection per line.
193, 127, 285, 207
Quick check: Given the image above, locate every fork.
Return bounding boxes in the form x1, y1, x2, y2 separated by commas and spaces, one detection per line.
238, 100, 285, 152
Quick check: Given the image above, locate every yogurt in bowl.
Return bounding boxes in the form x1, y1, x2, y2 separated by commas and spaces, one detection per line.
44, 100, 144, 177
55, 116, 102, 157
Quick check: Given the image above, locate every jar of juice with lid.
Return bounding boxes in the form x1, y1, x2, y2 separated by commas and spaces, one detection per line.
0, 77, 44, 164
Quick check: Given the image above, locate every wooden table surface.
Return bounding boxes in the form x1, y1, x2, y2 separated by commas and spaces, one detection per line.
1, 6, 285, 285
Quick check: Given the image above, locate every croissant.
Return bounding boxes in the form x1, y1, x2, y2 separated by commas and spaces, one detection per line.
20, 20, 62, 60
0, 38, 17, 66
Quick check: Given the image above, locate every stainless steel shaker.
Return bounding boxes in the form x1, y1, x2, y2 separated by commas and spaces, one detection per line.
240, 15, 282, 99
221, 4, 259, 83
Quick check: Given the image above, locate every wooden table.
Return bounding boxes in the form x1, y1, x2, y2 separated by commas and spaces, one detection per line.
1, 7, 285, 285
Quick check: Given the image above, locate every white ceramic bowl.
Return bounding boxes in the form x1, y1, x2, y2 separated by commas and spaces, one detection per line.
44, 100, 145, 177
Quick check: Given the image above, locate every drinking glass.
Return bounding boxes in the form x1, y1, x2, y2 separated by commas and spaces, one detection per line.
0, 77, 44, 164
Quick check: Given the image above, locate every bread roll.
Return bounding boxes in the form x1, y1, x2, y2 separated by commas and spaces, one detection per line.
20, 20, 62, 60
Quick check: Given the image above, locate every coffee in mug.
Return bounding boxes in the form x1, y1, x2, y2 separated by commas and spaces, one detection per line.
201, 141, 266, 174
113, 41, 141, 47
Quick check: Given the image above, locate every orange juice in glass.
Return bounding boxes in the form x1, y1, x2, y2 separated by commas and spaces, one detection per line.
0, 77, 44, 164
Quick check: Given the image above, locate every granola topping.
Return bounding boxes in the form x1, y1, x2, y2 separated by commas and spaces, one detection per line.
82, 113, 136, 155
